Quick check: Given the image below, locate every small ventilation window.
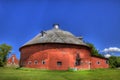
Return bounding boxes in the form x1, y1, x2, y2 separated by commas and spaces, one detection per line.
97, 61, 100, 64
42, 60, 45, 64
57, 61, 62, 66
34, 60, 38, 64
28, 61, 32, 64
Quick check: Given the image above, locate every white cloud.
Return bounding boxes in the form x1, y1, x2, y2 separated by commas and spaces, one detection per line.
104, 54, 111, 58
103, 47, 120, 53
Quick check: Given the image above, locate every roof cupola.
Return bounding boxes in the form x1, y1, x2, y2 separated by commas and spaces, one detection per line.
53, 24, 59, 29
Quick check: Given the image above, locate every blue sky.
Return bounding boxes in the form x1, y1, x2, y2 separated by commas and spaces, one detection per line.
0, 0, 120, 59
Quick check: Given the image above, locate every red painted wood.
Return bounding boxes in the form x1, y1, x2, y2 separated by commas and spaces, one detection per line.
20, 43, 109, 70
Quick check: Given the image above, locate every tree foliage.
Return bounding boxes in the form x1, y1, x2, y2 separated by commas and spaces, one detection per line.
86, 42, 104, 57
109, 56, 120, 68
0, 44, 12, 67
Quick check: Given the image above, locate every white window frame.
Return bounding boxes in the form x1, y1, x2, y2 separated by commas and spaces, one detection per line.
34, 60, 38, 64
42, 60, 45, 64
97, 61, 100, 65
28, 61, 32, 64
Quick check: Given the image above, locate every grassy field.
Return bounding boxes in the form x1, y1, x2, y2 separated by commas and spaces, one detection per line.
0, 67, 120, 80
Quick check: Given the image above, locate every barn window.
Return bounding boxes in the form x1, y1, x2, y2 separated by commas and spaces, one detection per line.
57, 61, 62, 66
34, 60, 38, 64
97, 61, 100, 64
28, 61, 32, 64
42, 60, 45, 64
75, 54, 81, 66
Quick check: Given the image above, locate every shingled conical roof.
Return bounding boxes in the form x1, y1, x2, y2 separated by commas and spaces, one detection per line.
22, 24, 88, 47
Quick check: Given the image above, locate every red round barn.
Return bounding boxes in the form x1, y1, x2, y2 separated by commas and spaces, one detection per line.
19, 24, 109, 70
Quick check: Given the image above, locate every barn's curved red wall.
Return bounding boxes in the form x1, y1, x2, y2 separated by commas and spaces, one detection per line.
20, 43, 109, 70
20, 43, 92, 70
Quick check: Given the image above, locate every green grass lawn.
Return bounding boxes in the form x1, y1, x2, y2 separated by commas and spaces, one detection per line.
0, 67, 120, 80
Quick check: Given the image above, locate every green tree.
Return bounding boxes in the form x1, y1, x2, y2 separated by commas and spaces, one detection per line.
86, 42, 103, 57
109, 56, 117, 68
116, 56, 120, 67
109, 56, 120, 68
0, 44, 12, 67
